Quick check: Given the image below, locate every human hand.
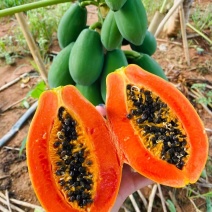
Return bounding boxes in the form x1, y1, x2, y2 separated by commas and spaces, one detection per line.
111, 164, 152, 211
96, 105, 153, 211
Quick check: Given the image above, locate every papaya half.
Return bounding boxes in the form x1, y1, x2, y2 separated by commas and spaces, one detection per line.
106, 64, 208, 187
114, 0, 148, 45
100, 49, 128, 102
48, 42, 75, 88
69, 28, 104, 86
130, 30, 157, 56
57, 3, 87, 49
100, 10, 123, 51
27, 85, 122, 212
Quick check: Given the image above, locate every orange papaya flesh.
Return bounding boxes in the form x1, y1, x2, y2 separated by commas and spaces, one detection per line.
27, 85, 121, 212
106, 64, 208, 187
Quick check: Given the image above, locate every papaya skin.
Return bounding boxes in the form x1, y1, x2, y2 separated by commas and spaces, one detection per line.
27, 85, 122, 212
57, 3, 87, 48
76, 80, 103, 106
114, 0, 148, 45
48, 42, 75, 88
101, 49, 128, 102
106, 64, 208, 187
69, 28, 104, 86
130, 31, 157, 56
101, 10, 123, 51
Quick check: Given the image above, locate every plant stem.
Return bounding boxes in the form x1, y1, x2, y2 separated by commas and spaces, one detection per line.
0, 0, 72, 17
89, 21, 102, 30
80, 1, 99, 7
15, 12, 48, 85
187, 23, 212, 45
123, 50, 141, 59
160, 0, 168, 14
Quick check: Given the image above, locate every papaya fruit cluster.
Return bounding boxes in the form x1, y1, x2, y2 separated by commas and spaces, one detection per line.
48, 0, 167, 105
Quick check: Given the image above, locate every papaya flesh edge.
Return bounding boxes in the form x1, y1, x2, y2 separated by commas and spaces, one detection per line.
26, 85, 122, 212
106, 64, 208, 187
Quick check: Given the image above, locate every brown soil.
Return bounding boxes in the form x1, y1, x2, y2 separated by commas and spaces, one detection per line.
0, 2, 212, 212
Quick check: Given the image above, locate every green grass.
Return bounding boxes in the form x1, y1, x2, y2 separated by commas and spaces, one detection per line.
0, 2, 70, 64
191, 3, 212, 32
191, 83, 212, 108
142, 0, 163, 20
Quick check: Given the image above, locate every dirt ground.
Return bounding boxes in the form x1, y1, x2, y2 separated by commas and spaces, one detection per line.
0, 2, 212, 212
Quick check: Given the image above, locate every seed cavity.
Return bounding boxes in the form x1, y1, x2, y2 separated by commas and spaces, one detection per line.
126, 84, 189, 170
50, 107, 96, 209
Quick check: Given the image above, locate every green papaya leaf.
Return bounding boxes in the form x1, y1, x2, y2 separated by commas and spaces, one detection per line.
19, 137, 27, 155
27, 81, 47, 99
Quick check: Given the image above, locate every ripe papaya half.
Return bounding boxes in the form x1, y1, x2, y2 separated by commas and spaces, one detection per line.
101, 49, 128, 102
69, 28, 104, 86
57, 3, 87, 49
27, 85, 121, 212
76, 80, 103, 106
130, 30, 157, 56
106, 64, 208, 187
101, 10, 123, 51
114, 0, 148, 45
105, 0, 127, 11
48, 42, 75, 88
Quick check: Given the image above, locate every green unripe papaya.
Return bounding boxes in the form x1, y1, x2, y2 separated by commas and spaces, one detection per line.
69, 28, 104, 86
57, 3, 87, 48
101, 10, 123, 51
130, 31, 157, 56
105, 0, 127, 11
130, 53, 168, 80
48, 43, 75, 88
76, 80, 103, 106
114, 0, 148, 45
101, 49, 128, 102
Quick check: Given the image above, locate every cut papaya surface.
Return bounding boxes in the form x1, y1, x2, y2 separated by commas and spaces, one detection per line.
27, 85, 121, 212
106, 64, 208, 187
